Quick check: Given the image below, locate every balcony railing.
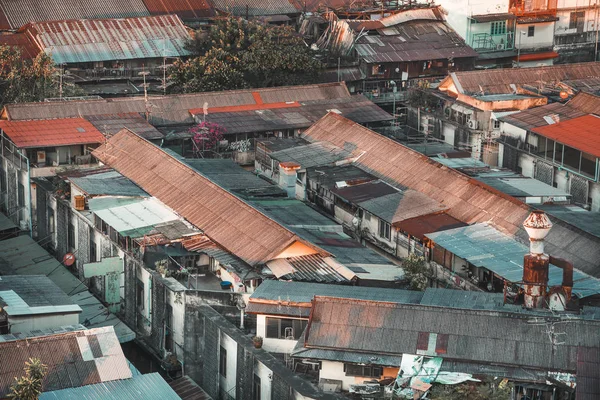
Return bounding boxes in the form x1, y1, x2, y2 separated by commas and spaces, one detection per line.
363, 90, 409, 104
67, 66, 165, 81
471, 33, 515, 52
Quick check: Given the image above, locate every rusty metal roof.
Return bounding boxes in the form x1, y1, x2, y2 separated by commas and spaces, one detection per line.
169, 375, 212, 400
301, 113, 600, 277
142, 0, 214, 19
355, 21, 477, 64
298, 296, 600, 372
447, 62, 600, 95
357, 189, 447, 225
499, 102, 585, 131
2, 82, 351, 126
0, 0, 150, 29
211, 0, 298, 16
92, 129, 327, 266
566, 91, 600, 114
0, 326, 132, 397
25, 15, 190, 64
0, 32, 41, 59
265, 254, 355, 283
395, 212, 466, 240
301, 113, 530, 234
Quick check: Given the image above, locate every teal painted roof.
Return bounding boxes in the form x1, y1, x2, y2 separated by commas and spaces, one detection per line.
426, 223, 600, 298
39, 373, 181, 399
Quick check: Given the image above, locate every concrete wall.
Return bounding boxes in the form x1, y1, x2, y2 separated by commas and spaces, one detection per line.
9, 313, 79, 334
516, 22, 555, 51
0, 140, 31, 230
183, 300, 335, 400
255, 314, 306, 354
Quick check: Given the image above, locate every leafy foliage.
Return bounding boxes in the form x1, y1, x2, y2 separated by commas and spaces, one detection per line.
190, 121, 226, 152
429, 379, 512, 400
170, 17, 322, 93
8, 358, 48, 400
402, 253, 430, 291
0, 46, 81, 107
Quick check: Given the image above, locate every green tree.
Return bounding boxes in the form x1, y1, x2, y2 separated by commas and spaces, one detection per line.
402, 253, 430, 291
429, 379, 512, 400
170, 17, 322, 93
8, 358, 48, 400
0, 46, 81, 107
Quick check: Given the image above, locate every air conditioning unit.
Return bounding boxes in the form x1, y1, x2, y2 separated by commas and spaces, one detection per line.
75, 154, 92, 165
467, 119, 479, 130
36, 151, 46, 166
444, 107, 452, 117
496, 43, 505, 50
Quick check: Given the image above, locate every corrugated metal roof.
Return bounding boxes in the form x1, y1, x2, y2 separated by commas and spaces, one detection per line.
566, 92, 600, 114
331, 180, 397, 204
142, 0, 214, 19
210, 0, 298, 16
169, 375, 212, 400
86, 114, 165, 140
395, 213, 466, 240
2, 82, 351, 126
0, 0, 150, 29
477, 176, 570, 198
0, 117, 105, 148
532, 114, 600, 158
39, 372, 180, 399
26, 15, 190, 64
425, 223, 600, 298
0, 326, 132, 397
447, 62, 600, 95
92, 197, 181, 237
301, 113, 600, 279
499, 102, 585, 131
0, 32, 41, 59
0, 235, 135, 342
357, 189, 447, 225
69, 170, 148, 197
0, 275, 81, 316
190, 95, 392, 135
92, 130, 327, 266
298, 296, 600, 372
0, 324, 87, 343
249, 279, 424, 305
538, 205, 600, 239
269, 141, 353, 168
266, 254, 356, 283
576, 347, 600, 400
355, 21, 477, 64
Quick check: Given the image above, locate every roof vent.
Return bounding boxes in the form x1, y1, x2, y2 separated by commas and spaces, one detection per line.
542, 114, 560, 125
76, 127, 86, 132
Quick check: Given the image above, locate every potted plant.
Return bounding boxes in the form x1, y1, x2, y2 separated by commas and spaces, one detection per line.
155, 260, 170, 278
252, 336, 263, 349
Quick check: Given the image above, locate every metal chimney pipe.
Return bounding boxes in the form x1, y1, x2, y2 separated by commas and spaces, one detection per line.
522, 211, 553, 308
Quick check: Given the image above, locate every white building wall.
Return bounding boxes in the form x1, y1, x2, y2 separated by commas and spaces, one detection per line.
515, 22, 555, 50
256, 314, 307, 354
169, 289, 185, 358
436, 0, 508, 41
519, 153, 537, 178
9, 313, 79, 334
255, 361, 273, 400
319, 361, 382, 391
220, 332, 238, 397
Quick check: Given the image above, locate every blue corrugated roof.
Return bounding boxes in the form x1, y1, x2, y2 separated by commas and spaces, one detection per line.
425, 223, 600, 298
39, 373, 180, 399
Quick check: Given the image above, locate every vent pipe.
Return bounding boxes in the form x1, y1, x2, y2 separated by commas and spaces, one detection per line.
522, 211, 552, 309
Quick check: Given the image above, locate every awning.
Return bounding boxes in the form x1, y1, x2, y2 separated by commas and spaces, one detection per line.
470, 13, 516, 23
515, 51, 559, 62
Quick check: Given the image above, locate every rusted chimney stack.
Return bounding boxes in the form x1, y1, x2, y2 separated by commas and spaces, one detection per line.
522, 211, 552, 309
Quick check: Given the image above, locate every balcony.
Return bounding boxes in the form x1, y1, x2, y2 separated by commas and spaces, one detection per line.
471, 33, 515, 52
363, 90, 409, 104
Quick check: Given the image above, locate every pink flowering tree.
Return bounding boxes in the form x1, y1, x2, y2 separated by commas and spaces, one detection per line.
189, 121, 226, 155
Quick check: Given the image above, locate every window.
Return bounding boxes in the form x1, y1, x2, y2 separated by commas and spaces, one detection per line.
490, 21, 506, 35
252, 374, 261, 400
165, 304, 173, 353
378, 220, 391, 241
136, 279, 145, 310
528, 26, 535, 37
493, 119, 501, 130
569, 11, 585, 29
18, 183, 25, 207
89, 226, 97, 262
68, 222, 75, 251
265, 317, 308, 340
219, 346, 227, 377
344, 364, 383, 377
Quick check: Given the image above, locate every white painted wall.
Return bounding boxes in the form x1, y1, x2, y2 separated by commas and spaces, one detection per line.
519, 153, 537, 178
515, 22, 555, 50
436, 0, 508, 41
256, 314, 306, 354
255, 360, 273, 400
168, 289, 185, 358
9, 313, 79, 334
220, 332, 238, 397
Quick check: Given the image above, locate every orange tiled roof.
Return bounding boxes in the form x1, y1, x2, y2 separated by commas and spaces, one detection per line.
532, 114, 600, 158
0, 118, 105, 148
